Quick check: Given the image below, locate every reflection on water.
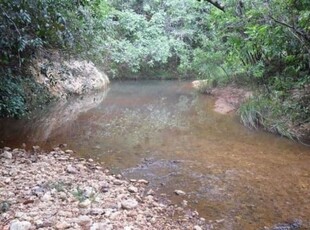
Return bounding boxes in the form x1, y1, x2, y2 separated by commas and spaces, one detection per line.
0, 80, 309, 229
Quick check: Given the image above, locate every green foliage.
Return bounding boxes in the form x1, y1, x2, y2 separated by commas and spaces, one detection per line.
0, 0, 111, 68
0, 0, 110, 118
0, 77, 27, 118
103, 0, 203, 77
193, 0, 310, 141
239, 88, 310, 140
0, 75, 54, 118
72, 187, 87, 202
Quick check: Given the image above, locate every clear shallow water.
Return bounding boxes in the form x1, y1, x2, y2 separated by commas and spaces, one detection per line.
0, 80, 310, 229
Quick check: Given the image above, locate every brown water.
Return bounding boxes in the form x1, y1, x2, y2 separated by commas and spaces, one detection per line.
1, 80, 309, 229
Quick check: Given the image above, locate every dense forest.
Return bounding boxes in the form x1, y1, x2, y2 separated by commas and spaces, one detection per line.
0, 0, 309, 142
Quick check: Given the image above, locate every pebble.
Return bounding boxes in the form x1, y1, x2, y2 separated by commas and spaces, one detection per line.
77, 215, 92, 226
121, 199, 139, 210
194, 225, 202, 230
1, 151, 12, 159
55, 221, 70, 229
66, 165, 78, 174
32, 146, 40, 152
182, 200, 188, 207
137, 179, 149, 184
215, 219, 225, 223
4, 178, 11, 184
147, 189, 155, 195
89, 208, 104, 216
58, 192, 67, 200
10, 220, 32, 230
58, 211, 72, 217
174, 190, 186, 196
128, 186, 138, 193
41, 192, 52, 202
79, 199, 91, 208
65, 149, 73, 154
113, 179, 123, 185
0, 148, 203, 229
91, 222, 113, 230
116, 174, 122, 179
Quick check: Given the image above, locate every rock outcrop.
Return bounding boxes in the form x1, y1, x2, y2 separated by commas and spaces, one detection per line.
28, 50, 109, 99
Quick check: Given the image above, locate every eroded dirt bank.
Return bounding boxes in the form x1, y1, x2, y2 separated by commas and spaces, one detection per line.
192, 80, 252, 114
0, 147, 205, 230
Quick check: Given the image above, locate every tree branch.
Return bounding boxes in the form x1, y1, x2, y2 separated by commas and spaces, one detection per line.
269, 15, 310, 43
198, 0, 225, 12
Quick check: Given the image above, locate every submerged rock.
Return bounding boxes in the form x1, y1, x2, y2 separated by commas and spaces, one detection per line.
270, 219, 302, 230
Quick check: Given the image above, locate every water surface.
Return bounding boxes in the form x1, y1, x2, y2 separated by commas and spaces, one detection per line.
0, 80, 309, 229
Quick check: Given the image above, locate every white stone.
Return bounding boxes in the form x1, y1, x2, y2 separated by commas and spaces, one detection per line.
79, 199, 91, 208
91, 223, 113, 230
77, 215, 92, 226
137, 179, 149, 184
174, 190, 186, 196
41, 192, 52, 201
128, 186, 138, 193
2, 151, 12, 159
66, 165, 78, 174
10, 220, 31, 230
113, 179, 123, 185
55, 221, 70, 229
121, 199, 139, 210
84, 186, 95, 197
4, 178, 11, 184
58, 192, 67, 200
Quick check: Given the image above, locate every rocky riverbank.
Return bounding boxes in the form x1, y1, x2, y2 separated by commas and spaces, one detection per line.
0, 147, 205, 230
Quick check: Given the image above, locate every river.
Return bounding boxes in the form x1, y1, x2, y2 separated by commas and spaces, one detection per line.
0, 80, 309, 229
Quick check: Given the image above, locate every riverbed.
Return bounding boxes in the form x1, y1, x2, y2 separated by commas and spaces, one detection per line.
0, 80, 309, 229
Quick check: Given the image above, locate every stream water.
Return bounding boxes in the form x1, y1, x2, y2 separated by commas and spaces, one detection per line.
0, 80, 309, 229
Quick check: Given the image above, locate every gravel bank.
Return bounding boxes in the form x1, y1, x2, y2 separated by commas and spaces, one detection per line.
0, 147, 206, 230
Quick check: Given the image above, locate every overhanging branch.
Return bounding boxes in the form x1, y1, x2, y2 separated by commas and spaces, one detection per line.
206, 0, 225, 12
198, 0, 225, 12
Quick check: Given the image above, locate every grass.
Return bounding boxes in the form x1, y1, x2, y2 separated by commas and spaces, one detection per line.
238, 93, 302, 141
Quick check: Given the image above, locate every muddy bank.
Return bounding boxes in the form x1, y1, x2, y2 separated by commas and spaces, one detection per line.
0, 147, 206, 230
192, 80, 252, 114
210, 86, 252, 114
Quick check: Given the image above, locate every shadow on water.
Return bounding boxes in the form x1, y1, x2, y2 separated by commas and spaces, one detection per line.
0, 80, 310, 229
